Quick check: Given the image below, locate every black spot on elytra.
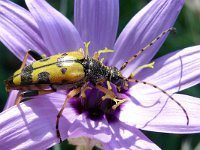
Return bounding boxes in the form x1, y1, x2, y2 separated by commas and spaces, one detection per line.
21, 65, 34, 85
23, 64, 34, 72
61, 68, 67, 74
38, 72, 50, 84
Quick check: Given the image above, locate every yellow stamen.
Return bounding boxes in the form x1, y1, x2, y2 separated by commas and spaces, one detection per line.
129, 61, 155, 78
84, 41, 91, 57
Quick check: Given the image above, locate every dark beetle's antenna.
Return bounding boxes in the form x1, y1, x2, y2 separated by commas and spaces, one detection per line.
120, 27, 176, 71
128, 79, 189, 125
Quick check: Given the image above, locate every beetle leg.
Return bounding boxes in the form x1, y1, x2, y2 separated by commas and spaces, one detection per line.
80, 83, 92, 100
95, 84, 115, 98
56, 87, 81, 143
101, 94, 128, 110
95, 85, 127, 110
15, 89, 55, 105
84, 41, 90, 58
20, 49, 46, 69
93, 52, 100, 60
111, 98, 128, 110
106, 81, 112, 91
84, 41, 114, 60
93, 48, 114, 61
128, 61, 155, 79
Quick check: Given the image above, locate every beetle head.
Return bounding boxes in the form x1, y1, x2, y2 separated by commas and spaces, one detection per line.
109, 67, 128, 92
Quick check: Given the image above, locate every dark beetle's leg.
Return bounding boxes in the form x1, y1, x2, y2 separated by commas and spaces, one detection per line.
83, 41, 114, 60
95, 84, 127, 110
80, 82, 92, 100
15, 89, 55, 105
106, 81, 112, 91
93, 48, 114, 61
56, 87, 81, 143
20, 49, 45, 69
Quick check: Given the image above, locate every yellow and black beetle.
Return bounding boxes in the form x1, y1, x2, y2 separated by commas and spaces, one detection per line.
5, 27, 189, 142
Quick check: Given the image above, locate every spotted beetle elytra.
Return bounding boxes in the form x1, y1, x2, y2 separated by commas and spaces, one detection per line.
5, 27, 189, 142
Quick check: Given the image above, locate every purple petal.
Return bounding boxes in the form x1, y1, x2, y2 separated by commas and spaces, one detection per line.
119, 94, 200, 133
3, 90, 18, 110
0, 93, 78, 149
25, 0, 83, 55
104, 122, 160, 150
110, 0, 184, 76
134, 45, 200, 94
74, 0, 119, 58
0, 0, 48, 62
68, 115, 112, 143
68, 115, 160, 149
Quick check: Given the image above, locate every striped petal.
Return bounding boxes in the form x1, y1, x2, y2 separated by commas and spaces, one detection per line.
133, 45, 200, 95
119, 94, 200, 133
0, 93, 78, 149
25, 0, 83, 55
74, 0, 119, 59
3, 90, 18, 110
110, 0, 184, 76
104, 122, 161, 150
68, 115, 112, 143
0, 0, 47, 62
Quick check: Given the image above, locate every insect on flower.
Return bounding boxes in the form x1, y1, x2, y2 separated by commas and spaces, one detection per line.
5, 27, 189, 143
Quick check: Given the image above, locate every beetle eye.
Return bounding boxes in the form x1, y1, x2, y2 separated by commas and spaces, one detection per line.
114, 78, 124, 86
111, 76, 118, 83
110, 67, 124, 86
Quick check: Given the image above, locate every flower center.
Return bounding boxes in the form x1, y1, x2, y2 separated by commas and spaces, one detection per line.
70, 84, 121, 123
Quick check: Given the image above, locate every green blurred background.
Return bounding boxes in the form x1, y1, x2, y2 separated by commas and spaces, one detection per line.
0, 0, 199, 149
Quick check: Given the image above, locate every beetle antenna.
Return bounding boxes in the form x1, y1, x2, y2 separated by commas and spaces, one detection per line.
128, 79, 189, 125
120, 27, 176, 71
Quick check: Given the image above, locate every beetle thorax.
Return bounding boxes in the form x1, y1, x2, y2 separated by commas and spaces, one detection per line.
82, 58, 110, 84
82, 58, 128, 91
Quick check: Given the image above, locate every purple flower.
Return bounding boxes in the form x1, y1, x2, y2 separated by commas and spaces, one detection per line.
0, 0, 200, 149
